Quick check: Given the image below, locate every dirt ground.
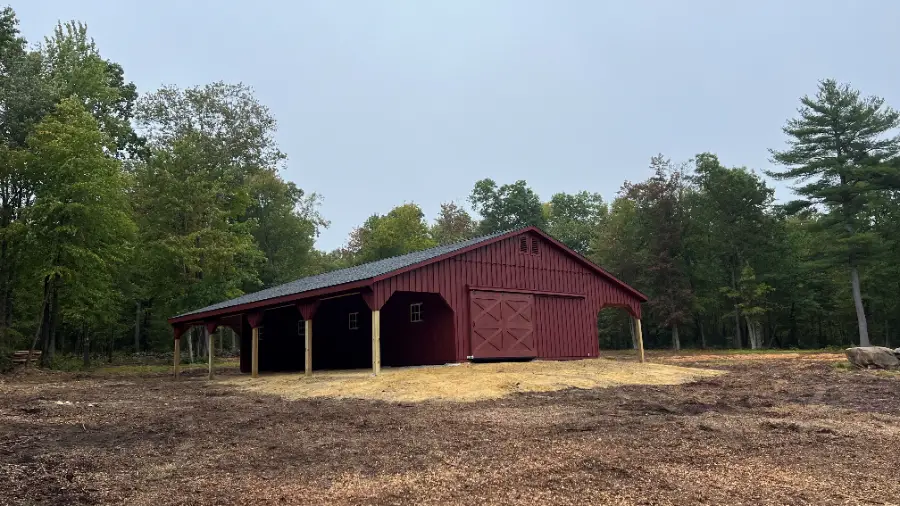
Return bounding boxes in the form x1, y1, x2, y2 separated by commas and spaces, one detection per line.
1, 353, 899, 506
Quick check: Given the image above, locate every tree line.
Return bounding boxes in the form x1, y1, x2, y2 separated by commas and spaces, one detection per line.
1, 8, 898, 368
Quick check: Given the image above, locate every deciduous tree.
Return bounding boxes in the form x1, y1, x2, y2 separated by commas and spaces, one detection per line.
431, 202, 477, 245
469, 179, 545, 234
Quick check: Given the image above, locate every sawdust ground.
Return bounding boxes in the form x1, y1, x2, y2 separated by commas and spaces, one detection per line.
220, 358, 721, 402
2, 355, 899, 505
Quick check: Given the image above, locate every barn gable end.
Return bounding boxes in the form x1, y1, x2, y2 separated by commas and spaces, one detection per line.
371, 230, 642, 361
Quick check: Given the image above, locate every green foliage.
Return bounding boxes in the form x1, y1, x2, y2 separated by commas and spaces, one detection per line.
768, 79, 900, 346
247, 171, 327, 286
40, 21, 141, 156
730, 269, 773, 320
431, 202, 477, 245
469, 179, 545, 234
348, 204, 436, 263
545, 191, 606, 255
624, 155, 693, 334
132, 82, 305, 318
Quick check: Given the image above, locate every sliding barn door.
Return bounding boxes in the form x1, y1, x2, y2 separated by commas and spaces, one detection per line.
469, 290, 536, 359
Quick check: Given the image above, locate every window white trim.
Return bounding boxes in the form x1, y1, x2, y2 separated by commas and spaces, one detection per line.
348, 312, 359, 330
410, 303, 423, 323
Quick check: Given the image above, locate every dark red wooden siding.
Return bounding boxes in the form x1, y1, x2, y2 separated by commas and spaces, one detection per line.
534, 295, 594, 359
371, 231, 641, 362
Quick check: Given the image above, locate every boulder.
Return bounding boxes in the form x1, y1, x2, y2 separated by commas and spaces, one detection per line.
845, 347, 900, 370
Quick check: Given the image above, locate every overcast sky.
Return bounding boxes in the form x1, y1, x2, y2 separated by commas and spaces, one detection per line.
17, 0, 900, 250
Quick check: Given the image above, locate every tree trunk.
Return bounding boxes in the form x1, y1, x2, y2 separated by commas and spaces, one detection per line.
46, 281, 60, 365
816, 314, 824, 348
218, 329, 223, 354
672, 325, 681, 351
230, 327, 236, 351
29, 276, 51, 367
83, 334, 91, 367
788, 302, 797, 348
731, 266, 743, 349
0, 236, 10, 345
134, 301, 142, 353
697, 318, 707, 349
850, 266, 871, 347
82, 321, 91, 368
746, 317, 763, 349
187, 328, 195, 363
628, 318, 637, 349
107, 327, 114, 363
886, 319, 891, 348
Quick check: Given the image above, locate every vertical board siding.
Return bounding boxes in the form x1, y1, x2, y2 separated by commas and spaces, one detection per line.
372, 231, 641, 362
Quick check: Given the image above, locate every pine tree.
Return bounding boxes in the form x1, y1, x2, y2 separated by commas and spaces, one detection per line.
769, 80, 900, 347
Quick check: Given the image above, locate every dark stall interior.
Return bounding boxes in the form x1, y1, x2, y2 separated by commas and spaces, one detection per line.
238, 292, 454, 373
381, 291, 455, 367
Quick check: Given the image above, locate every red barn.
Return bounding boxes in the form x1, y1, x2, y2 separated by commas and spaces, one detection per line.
168, 227, 647, 377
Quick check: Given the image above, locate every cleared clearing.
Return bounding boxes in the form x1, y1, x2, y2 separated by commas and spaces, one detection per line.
3, 354, 900, 505
221, 358, 721, 402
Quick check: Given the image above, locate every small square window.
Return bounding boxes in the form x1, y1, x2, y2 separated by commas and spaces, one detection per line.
348, 312, 359, 330
410, 303, 423, 323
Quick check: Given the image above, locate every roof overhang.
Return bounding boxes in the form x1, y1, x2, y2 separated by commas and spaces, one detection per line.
167, 279, 373, 326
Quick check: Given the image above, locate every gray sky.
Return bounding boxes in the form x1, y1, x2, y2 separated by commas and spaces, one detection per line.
18, 0, 900, 250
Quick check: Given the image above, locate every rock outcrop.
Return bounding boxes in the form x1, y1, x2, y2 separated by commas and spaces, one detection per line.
845, 347, 900, 369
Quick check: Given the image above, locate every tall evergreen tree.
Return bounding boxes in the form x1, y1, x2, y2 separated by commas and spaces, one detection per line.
768, 80, 900, 347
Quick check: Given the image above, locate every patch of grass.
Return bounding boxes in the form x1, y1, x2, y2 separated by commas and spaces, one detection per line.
830, 361, 900, 378
663, 348, 842, 356
223, 358, 723, 403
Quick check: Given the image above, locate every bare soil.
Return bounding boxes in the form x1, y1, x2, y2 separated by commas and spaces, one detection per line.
1, 354, 899, 505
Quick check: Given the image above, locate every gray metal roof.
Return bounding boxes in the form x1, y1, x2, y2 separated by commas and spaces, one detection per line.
175, 229, 512, 319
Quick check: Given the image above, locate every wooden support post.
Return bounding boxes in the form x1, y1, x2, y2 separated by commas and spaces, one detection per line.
371, 310, 381, 375
207, 328, 215, 380
635, 317, 645, 363
304, 319, 312, 376
251, 327, 259, 378
173, 337, 181, 379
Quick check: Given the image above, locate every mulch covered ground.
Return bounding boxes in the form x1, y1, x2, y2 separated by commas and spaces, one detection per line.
1, 355, 898, 505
